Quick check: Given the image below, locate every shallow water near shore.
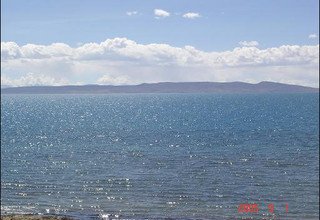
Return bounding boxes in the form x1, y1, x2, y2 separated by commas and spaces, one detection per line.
1, 93, 319, 219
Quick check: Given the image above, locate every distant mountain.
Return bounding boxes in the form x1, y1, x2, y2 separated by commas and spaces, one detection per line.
1, 81, 318, 94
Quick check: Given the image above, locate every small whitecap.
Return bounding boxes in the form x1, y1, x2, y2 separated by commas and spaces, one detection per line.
100, 213, 111, 219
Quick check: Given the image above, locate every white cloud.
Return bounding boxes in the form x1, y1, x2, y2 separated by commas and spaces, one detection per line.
126, 11, 138, 16
1, 42, 72, 59
1, 39, 319, 87
1, 42, 22, 59
97, 74, 130, 85
1, 73, 68, 87
154, 9, 170, 18
182, 12, 201, 19
239, 41, 259, 47
309, 34, 318, 39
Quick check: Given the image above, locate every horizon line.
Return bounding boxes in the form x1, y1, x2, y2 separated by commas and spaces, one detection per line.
1, 81, 319, 89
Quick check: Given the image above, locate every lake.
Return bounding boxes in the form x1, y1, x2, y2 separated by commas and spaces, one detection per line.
1, 93, 319, 219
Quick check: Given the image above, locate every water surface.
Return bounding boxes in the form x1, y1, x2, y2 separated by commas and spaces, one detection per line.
1, 93, 319, 219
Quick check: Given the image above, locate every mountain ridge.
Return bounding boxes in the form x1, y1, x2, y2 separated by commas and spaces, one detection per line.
1, 81, 318, 94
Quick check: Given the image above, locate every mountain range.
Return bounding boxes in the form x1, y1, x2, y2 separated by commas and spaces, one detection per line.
1, 81, 318, 94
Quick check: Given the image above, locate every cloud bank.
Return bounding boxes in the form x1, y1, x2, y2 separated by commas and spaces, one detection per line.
1, 72, 68, 87
97, 74, 130, 85
1, 38, 319, 87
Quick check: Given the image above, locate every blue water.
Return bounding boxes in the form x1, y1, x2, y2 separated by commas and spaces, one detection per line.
1, 93, 319, 220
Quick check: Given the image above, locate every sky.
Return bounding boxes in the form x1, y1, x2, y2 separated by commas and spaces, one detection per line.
1, 0, 319, 87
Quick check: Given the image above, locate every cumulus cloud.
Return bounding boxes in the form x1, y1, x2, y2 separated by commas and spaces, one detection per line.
309, 34, 318, 39
239, 41, 259, 47
154, 9, 170, 18
182, 12, 201, 19
1, 73, 68, 87
1, 38, 319, 87
1, 42, 72, 59
126, 11, 138, 16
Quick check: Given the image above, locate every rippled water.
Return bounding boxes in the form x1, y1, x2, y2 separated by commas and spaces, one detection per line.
1, 93, 319, 219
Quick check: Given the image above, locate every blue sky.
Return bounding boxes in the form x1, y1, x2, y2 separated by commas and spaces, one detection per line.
2, 0, 319, 51
1, 0, 319, 87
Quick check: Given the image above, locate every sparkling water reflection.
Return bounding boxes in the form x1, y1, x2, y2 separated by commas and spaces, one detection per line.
1, 93, 319, 219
